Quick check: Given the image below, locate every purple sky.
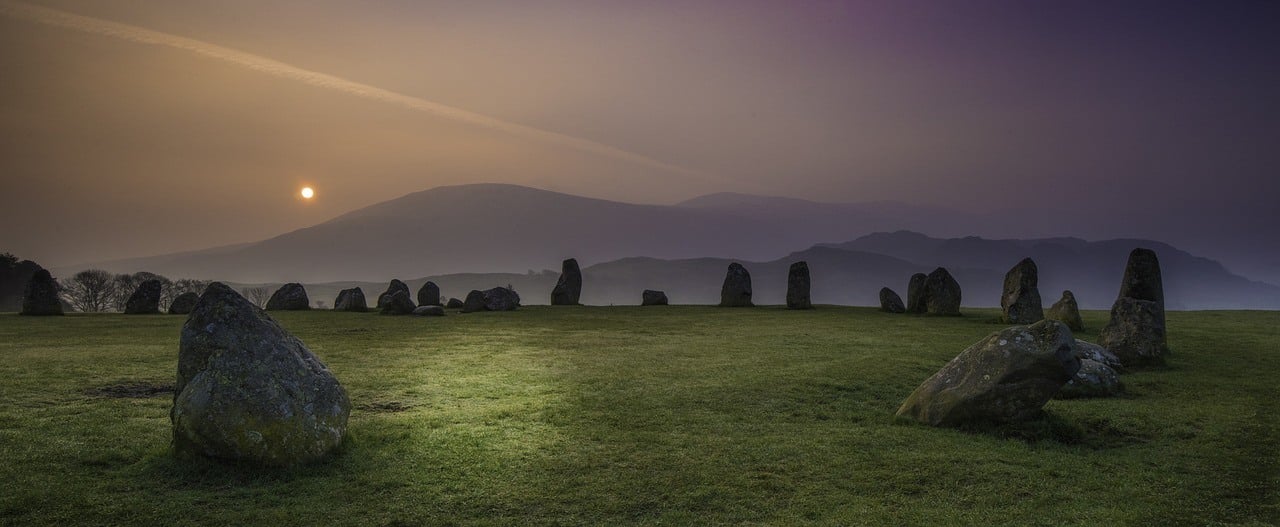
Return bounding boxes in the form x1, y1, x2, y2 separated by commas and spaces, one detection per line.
1, 0, 1277, 280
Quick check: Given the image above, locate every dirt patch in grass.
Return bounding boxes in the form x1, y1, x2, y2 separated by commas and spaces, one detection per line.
84, 381, 175, 399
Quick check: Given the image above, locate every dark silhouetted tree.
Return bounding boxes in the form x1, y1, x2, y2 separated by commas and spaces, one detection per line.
62, 269, 116, 312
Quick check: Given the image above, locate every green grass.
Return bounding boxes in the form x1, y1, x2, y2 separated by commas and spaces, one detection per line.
0, 306, 1276, 526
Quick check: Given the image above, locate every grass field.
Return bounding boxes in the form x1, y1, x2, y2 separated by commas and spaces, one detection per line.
0, 306, 1276, 526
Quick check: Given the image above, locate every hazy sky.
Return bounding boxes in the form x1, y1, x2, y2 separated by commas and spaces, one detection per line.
1, 0, 1277, 272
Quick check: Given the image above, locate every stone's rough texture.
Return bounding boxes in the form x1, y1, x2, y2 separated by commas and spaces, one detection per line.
483, 287, 521, 311
377, 280, 413, 311
1072, 339, 1122, 371
265, 283, 310, 310
462, 290, 487, 313
1117, 248, 1165, 310
412, 305, 446, 316
642, 289, 669, 306
1099, 297, 1167, 367
417, 281, 441, 307
168, 292, 199, 315
879, 287, 906, 313
906, 273, 928, 314
20, 269, 63, 316
719, 263, 753, 307
1057, 359, 1125, 399
333, 288, 368, 312
445, 297, 464, 309
895, 320, 1080, 427
923, 267, 962, 316
1099, 248, 1168, 368
379, 290, 415, 315
786, 261, 813, 309
551, 258, 583, 306
1046, 290, 1085, 331
171, 283, 349, 466
125, 279, 163, 314
1001, 258, 1043, 324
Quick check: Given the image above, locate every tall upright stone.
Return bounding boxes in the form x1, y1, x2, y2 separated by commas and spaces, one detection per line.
172, 283, 349, 466
334, 288, 368, 312
1000, 258, 1043, 324
265, 283, 310, 310
379, 290, 415, 315
1099, 248, 1168, 367
19, 269, 63, 316
125, 279, 163, 314
641, 290, 668, 306
786, 261, 812, 310
906, 273, 928, 314
879, 287, 906, 313
417, 281, 441, 307
551, 258, 583, 306
1045, 290, 1084, 331
377, 279, 413, 310
719, 263, 753, 307
924, 267, 962, 316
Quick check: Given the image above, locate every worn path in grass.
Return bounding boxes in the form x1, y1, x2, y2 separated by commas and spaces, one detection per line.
0, 307, 1276, 525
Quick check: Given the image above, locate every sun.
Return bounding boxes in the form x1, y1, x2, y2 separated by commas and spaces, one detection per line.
300, 187, 315, 199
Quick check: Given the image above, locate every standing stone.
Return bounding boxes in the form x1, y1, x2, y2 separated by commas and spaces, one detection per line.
417, 281, 441, 307
265, 283, 310, 310
19, 269, 63, 316
895, 320, 1080, 427
551, 258, 583, 306
483, 287, 521, 311
786, 261, 812, 310
906, 273, 928, 314
172, 283, 349, 466
1046, 290, 1084, 331
377, 279, 413, 310
412, 305, 446, 317
125, 279, 163, 314
1000, 258, 1043, 324
923, 267, 962, 316
379, 290, 415, 315
446, 297, 464, 309
719, 263, 753, 307
642, 289, 668, 306
1099, 248, 1168, 367
168, 292, 200, 315
333, 288, 368, 312
461, 290, 487, 313
879, 287, 906, 313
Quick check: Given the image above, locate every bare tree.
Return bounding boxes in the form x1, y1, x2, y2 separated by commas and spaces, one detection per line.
242, 286, 271, 308
168, 278, 211, 306
315, 300, 327, 309
62, 269, 116, 312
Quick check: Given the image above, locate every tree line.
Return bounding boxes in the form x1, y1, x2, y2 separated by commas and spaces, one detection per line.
60, 270, 214, 312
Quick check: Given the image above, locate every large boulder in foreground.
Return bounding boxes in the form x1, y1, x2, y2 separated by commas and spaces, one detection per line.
20, 269, 63, 316
906, 273, 928, 314
923, 267, 962, 316
417, 281, 441, 307
1000, 258, 1043, 324
125, 279, 163, 314
642, 289, 668, 306
786, 261, 812, 310
265, 283, 310, 310
1099, 248, 1168, 367
879, 287, 905, 314
551, 258, 582, 306
1045, 290, 1084, 331
895, 320, 1080, 427
377, 280, 413, 311
484, 287, 521, 311
171, 283, 350, 466
334, 288, 367, 312
719, 263, 753, 307
379, 290, 415, 315
168, 292, 199, 315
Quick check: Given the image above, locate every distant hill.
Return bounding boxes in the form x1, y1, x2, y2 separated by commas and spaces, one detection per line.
81, 184, 953, 283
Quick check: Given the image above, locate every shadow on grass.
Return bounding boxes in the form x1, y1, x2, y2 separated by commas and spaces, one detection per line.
950, 411, 1153, 449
